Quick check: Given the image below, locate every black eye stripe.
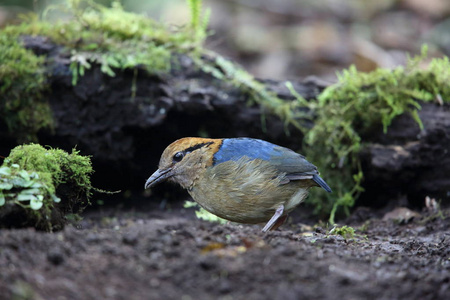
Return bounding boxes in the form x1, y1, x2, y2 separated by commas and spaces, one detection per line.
184, 142, 214, 153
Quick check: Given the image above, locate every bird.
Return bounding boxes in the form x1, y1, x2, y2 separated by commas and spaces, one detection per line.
145, 137, 331, 232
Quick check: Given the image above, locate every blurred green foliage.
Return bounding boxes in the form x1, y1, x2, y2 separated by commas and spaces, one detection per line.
0, 30, 51, 142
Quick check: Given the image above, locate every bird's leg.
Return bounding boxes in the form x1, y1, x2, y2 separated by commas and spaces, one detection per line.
262, 205, 285, 232
269, 215, 288, 231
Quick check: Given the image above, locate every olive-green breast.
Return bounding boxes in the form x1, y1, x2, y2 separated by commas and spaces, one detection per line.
189, 157, 309, 224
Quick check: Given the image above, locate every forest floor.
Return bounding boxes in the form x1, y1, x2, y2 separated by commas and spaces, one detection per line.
0, 202, 449, 300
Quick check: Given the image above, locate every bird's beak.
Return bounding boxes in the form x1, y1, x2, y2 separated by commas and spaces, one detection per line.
144, 168, 172, 189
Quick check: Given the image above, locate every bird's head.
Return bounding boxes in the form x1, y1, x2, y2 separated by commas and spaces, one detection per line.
144, 137, 221, 190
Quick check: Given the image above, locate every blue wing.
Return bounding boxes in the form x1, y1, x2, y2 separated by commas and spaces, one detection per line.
213, 138, 276, 163
213, 138, 331, 192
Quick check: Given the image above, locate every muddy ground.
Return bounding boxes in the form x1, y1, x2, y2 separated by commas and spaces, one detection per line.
0, 202, 449, 300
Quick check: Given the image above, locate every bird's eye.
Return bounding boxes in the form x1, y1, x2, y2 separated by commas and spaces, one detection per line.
172, 152, 184, 163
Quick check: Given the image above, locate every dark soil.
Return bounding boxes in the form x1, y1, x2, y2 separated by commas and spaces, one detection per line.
0, 204, 449, 300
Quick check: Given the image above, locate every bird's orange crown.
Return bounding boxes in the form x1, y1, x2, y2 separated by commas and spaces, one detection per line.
159, 137, 223, 168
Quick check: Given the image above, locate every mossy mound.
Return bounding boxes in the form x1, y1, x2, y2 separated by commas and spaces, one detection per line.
292, 47, 450, 221
0, 144, 93, 231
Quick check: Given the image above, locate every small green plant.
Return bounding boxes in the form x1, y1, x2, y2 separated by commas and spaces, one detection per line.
0, 165, 60, 211
0, 143, 94, 231
184, 200, 228, 224
186, 0, 211, 46
328, 225, 355, 240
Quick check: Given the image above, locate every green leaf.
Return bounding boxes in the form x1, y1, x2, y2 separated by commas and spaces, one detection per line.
70, 61, 79, 85
0, 192, 5, 206
79, 64, 85, 76
21, 188, 42, 195
17, 193, 36, 202
0, 182, 14, 190
105, 55, 121, 68
30, 182, 43, 188
30, 197, 43, 210
12, 177, 28, 187
410, 109, 424, 130
18, 170, 30, 181
29, 172, 40, 180
52, 194, 61, 203
0, 167, 11, 176
101, 63, 116, 77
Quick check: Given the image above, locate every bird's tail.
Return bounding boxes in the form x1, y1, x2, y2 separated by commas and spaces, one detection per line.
313, 174, 332, 193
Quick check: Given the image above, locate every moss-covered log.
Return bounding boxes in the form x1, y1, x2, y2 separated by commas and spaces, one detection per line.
0, 1, 448, 221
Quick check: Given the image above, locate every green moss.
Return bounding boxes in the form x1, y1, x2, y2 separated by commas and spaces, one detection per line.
5, 0, 210, 81
0, 144, 93, 231
0, 0, 287, 146
1, 0, 284, 143
289, 46, 449, 222
197, 53, 304, 134
329, 225, 355, 240
0, 30, 52, 142
0, 0, 211, 140
6, 143, 93, 191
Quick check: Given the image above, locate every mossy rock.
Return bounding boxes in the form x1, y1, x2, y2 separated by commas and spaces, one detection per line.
0, 0, 208, 142
0, 144, 93, 231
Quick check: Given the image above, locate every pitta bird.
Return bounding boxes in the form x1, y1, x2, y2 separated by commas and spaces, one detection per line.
145, 137, 331, 232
